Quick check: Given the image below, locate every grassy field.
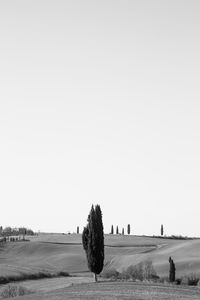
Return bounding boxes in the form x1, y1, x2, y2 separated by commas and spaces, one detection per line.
11, 281, 200, 300
0, 233, 199, 279
0, 234, 200, 276
0, 234, 200, 298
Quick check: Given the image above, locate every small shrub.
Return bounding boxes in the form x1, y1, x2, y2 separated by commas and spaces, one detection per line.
17, 286, 33, 296
187, 274, 199, 286
181, 274, 199, 286
56, 271, 69, 277
181, 276, 188, 285
143, 260, 157, 280
188, 276, 199, 286
158, 276, 169, 284
122, 261, 158, 281
1, 285, 33, 298
100, 261, 158, 282
125, 264, 144, 281
150, 273, 160, 280
119, 269, 130, 280
101, 268, 120, 279
175, 278, 182, 285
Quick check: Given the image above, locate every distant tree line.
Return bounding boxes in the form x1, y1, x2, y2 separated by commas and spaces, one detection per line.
0, 226, 34, 237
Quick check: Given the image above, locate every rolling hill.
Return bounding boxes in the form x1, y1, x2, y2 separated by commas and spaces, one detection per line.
0, 234, 199, 279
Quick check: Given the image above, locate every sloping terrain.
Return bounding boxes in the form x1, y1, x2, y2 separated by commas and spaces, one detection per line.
0, 240, 87, 276
0, 234, 199, 279
103, 236, 200, 277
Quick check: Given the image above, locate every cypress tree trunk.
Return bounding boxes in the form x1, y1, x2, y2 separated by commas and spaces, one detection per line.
94, 273, 97, 282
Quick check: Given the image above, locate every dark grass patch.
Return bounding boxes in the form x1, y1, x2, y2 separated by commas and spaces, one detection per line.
0, 271, 70, 284
151, 235, 195, 240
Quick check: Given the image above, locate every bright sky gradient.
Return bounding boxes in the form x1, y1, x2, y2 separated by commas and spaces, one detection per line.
0, 0, 200, 236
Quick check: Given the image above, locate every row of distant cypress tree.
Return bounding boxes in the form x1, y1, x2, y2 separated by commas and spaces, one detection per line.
110, 224, 131, 235
80, 222, 168, 238
77, 224, 131, 235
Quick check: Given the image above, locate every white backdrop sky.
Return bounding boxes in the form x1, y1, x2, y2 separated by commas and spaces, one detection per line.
0, 0, 200, 236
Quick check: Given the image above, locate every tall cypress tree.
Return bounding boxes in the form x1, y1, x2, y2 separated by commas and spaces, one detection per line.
127, 224, 130, 235
116, 226, 119, 234
82, 204, 104, 282
122, 228, 124, 235
77, 226, 79, 234
169, 257, 176, 282
161, 224, 164, 236
111, 225, 114, 234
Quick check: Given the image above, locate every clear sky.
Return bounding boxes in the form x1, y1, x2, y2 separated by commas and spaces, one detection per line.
0, 0, 200, 236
